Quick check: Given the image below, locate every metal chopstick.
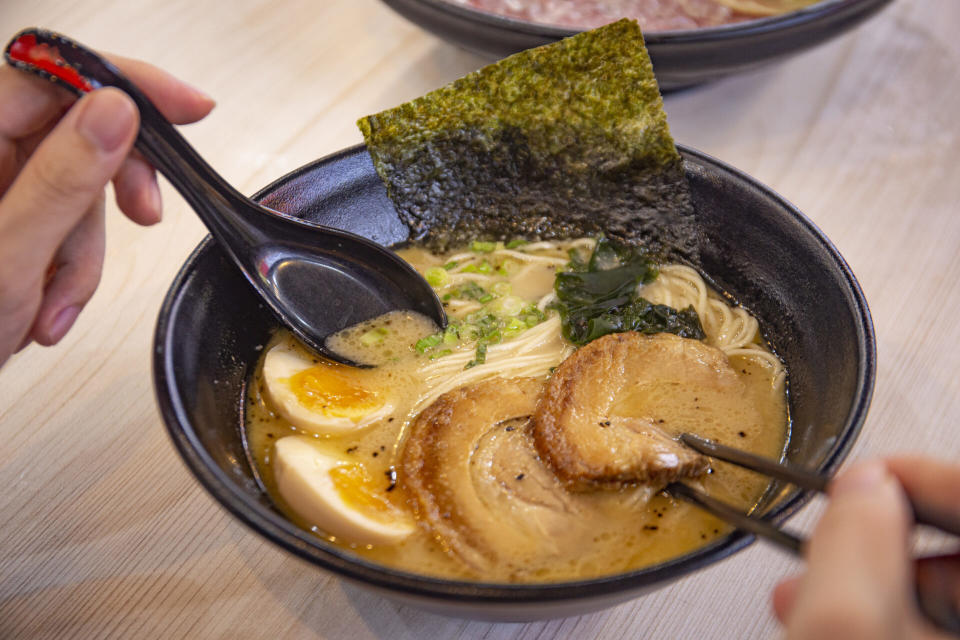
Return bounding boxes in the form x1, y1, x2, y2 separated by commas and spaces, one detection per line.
679, 433, 960, 537
680, 433, 827, 492
663, 482, 803, 555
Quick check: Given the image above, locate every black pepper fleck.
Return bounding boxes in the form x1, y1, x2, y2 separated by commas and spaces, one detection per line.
516, 473, 525, 480
738, 431, 746, 438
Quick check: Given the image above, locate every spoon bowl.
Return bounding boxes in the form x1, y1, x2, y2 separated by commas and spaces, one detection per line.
4, 28, 446, 364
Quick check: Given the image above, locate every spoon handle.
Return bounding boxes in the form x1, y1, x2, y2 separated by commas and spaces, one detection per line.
5, 29, 264, 242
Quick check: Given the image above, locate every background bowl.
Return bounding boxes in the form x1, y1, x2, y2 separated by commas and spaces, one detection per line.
379, 0, 892, 90
153, 144, 875, 621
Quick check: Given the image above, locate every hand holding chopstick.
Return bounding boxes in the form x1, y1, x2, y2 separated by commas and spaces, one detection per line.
666, 437, 960, 635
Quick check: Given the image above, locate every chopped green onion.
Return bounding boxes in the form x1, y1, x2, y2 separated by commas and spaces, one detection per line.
521, 305, 546, 326
470, 240, 496, 253
476, 260, 493, 274
506, 239, 528, 249
359, 328, 388, 346
489, 295, 525, 317
491, 282, 512, 297
443, 325, 459, 345
462, 264, 479, 273
424, 266, 450, 287
460, 281, 487, 300
443, 260, 458, 270
429, 349, 452, 360
478, 293, 494, 303
465, 342, 488, 368
415, 333, 443, 353
464, 311, 492, 325
503, 317, 526, 338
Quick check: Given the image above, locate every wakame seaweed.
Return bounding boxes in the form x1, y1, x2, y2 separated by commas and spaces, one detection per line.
358, 19, 697, 260
553, 237, 704, 345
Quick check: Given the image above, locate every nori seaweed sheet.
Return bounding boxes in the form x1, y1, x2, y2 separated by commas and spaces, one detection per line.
358, 19, 697, 260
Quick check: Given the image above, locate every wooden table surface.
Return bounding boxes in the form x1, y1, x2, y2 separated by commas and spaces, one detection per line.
1, 0, 957, 637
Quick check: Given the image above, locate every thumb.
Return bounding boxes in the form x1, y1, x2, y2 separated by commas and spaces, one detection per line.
786, 460, 913, 639
0, 87, 138, 262
0, 88, 137, 361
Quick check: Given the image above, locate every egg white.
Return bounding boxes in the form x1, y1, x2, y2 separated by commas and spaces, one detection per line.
273, 436, 414, 545
262, 344, 394, 435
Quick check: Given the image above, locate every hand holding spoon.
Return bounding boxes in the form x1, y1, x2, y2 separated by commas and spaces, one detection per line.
4, 28, 445, 365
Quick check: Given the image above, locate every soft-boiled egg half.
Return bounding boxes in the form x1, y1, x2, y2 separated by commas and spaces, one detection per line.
262, 343, 394, 435
274, 436, 415, 545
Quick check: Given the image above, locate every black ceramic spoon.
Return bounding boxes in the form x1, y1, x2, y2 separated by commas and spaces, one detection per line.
4, 28, 445, 366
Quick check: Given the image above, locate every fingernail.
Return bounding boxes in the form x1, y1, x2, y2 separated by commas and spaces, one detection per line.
49, 305, 81, 343
192, 84, 215, 106
831, 460, 888, 496
76, 89, 137, 152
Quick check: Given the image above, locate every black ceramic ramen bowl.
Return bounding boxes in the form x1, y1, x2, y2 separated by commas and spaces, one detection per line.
153, 144, 875, 621
379, 0, 892, 91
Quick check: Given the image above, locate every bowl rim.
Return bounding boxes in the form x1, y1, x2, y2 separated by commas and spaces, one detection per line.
387, 0, 886, 42
153, 142, 876, 603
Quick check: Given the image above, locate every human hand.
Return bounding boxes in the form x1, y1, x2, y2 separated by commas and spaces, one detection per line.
0, 54, 214, 366
773, 457, 960, 639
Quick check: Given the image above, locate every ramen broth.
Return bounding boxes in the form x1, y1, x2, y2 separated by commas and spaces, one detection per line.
244, 239, 789, 582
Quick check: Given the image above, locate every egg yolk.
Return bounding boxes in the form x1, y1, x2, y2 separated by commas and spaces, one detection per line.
329, 463, 402, 522
286, 361, 383, 418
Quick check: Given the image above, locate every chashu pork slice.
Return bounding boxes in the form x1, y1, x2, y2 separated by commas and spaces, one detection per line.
532, 332, 724, 490
401, 377, 599, 574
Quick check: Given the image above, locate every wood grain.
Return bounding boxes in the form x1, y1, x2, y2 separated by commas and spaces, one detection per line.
1, 0, 957, 637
